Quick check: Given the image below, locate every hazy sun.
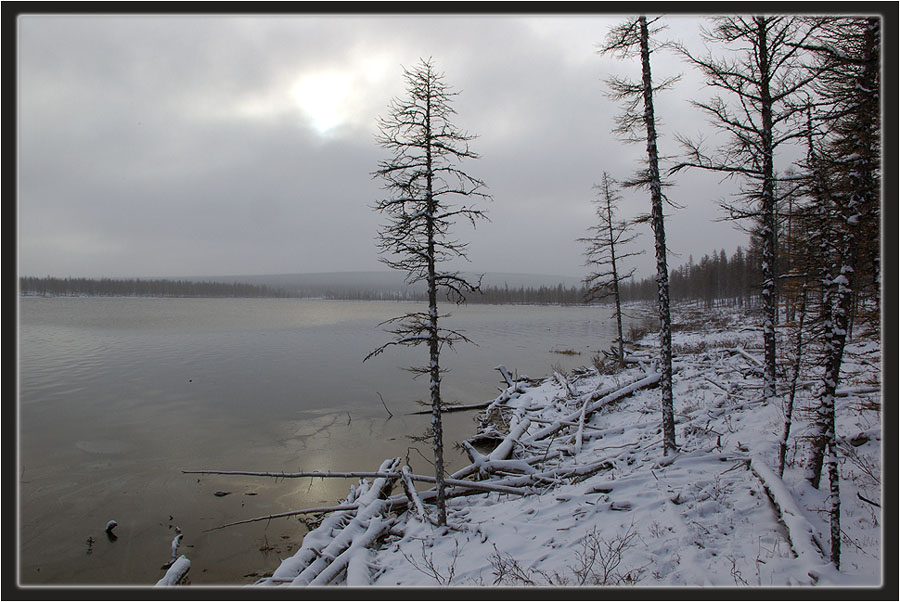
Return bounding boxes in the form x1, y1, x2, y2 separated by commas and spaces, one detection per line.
289, 71, 353, 134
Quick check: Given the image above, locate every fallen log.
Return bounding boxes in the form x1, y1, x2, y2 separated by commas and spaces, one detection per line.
183, 468, 526, 496
748, 456, 841, 585
204, 504, 361, 533
496, 364, 515, 388
259, 485, 368, 586
523, 372, 660, 444
400, 465, 429, 521
461, 441, 537, 477
281, 458, 401, 586
573, 395, 590, 455
155, 555, 190, 587
308, 515, 393, 586
554, 371, 578, 397
727, 346, 764, 369
408, 400, 493, 415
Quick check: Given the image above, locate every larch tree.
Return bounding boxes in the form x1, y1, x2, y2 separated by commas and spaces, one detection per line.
600, 15, 678, 455
365, 58, 490, 527
579, 172, 641, 366
671, 16, 819, 401
796, 16, 881, 569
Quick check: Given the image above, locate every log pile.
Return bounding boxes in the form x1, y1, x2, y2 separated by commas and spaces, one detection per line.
182, 361, 662, 587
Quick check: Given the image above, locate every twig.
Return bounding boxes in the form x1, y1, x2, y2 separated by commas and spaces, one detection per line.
856, 492, 881, 508
377, 392, 393, 419
203, 504, 361, 532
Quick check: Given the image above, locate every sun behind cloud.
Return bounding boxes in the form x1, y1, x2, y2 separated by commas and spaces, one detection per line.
289, 70, 354, 134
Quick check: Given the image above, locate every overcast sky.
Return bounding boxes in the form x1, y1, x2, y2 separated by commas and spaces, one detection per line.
17, 11, 757, 281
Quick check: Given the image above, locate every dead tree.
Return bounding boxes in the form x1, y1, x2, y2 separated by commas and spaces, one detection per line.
599, 15, 678, 454
798, 17, 881, 570
671, 16, 820, 401
366, 58, 490, 526
579, 173, 641, 365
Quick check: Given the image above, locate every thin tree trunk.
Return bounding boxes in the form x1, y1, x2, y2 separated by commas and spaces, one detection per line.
639, 16, 676, 454
603, 175, 626, 366
424, 79, 447, 527
826, 442, 841, 569
778, 286, 807, 477
757, 17, 779, 401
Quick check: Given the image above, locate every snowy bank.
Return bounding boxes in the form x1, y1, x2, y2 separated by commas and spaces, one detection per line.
245, 304, 882, 588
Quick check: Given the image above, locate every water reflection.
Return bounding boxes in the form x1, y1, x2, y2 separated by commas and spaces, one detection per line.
18, 297, 629, 585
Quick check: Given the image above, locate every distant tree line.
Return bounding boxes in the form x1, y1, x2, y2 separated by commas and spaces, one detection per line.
619, 244, 764, 308
19, 276, 292, 298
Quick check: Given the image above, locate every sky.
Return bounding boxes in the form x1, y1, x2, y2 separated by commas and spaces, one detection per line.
16, 11, 759, 281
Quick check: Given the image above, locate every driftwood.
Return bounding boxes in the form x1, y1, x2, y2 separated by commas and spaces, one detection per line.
184, 468, 527, 497
205, 365, 664, 587
253, 457, 534, 586
260, 484, 369, 585
400, 465, 429, 521
155, 555, 190, 587
267, 458, 401, 586
496, 364, 515, 388
554, 371, 578, 397
523, 372, 661, 444
195, 465, 532, 535
204, 504, 361, 532
408, 399, 493, 415
159, 526, 184, 576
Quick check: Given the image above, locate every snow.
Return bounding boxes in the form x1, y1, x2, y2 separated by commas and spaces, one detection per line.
155, 556, 190, 587
252, 303, 881, 588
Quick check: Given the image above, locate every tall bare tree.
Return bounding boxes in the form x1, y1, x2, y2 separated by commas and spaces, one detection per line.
671, 16, 819, 401
365, 58, 489, 526
600, 15, 678, 455
580, 173, 641, 365
797, 17, 881, 569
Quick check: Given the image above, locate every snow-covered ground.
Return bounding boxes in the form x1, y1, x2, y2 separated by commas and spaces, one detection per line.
243, 303, 883, 589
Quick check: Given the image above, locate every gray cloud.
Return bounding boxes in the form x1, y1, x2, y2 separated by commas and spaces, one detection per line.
18, 13, 751, 280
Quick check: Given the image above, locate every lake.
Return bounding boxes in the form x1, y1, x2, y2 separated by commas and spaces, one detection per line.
17, 296, 636, 586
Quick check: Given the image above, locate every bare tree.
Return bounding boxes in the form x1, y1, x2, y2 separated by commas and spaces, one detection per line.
579, 173, 641, 365
796, 17, 881, 570
600, 16, 678, 454
366, 58, 489, 526
671, 16, 820, 401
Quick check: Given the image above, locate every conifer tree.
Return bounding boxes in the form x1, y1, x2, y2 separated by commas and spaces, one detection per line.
366, 58, 489, 526
600, 15, 678, 455
672, 16, 819, 400
580, 173, 641, 365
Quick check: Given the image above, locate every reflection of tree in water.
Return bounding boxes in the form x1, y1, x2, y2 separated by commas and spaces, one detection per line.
285, 411, 345, 452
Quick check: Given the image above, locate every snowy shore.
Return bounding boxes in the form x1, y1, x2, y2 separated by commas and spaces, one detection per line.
176, 303, 883, 589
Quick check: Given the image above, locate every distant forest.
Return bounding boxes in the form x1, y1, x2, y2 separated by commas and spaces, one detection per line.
19, 276, 292, 299
21, 245, 763, 306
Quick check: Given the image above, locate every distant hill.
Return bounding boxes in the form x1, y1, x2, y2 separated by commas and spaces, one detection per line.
191, 271, 584, 298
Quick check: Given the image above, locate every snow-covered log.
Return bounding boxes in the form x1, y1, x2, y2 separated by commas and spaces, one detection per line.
727, 346, 764, 369
267, 458, 401, 586
400, 465, 428, 521
489, 416, 531, 462
460, 441, 537, 477
573, 395, 590, 454
749, 456, 841, 585
308, 516, 393, 586
155, 555, 190, 586
495, 364, 514, 388
523, 372, 660, 444
257, 470, 374, 585
554, 371, 578, 397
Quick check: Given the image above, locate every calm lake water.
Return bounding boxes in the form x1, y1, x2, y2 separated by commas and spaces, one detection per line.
17, 297, 633, 586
